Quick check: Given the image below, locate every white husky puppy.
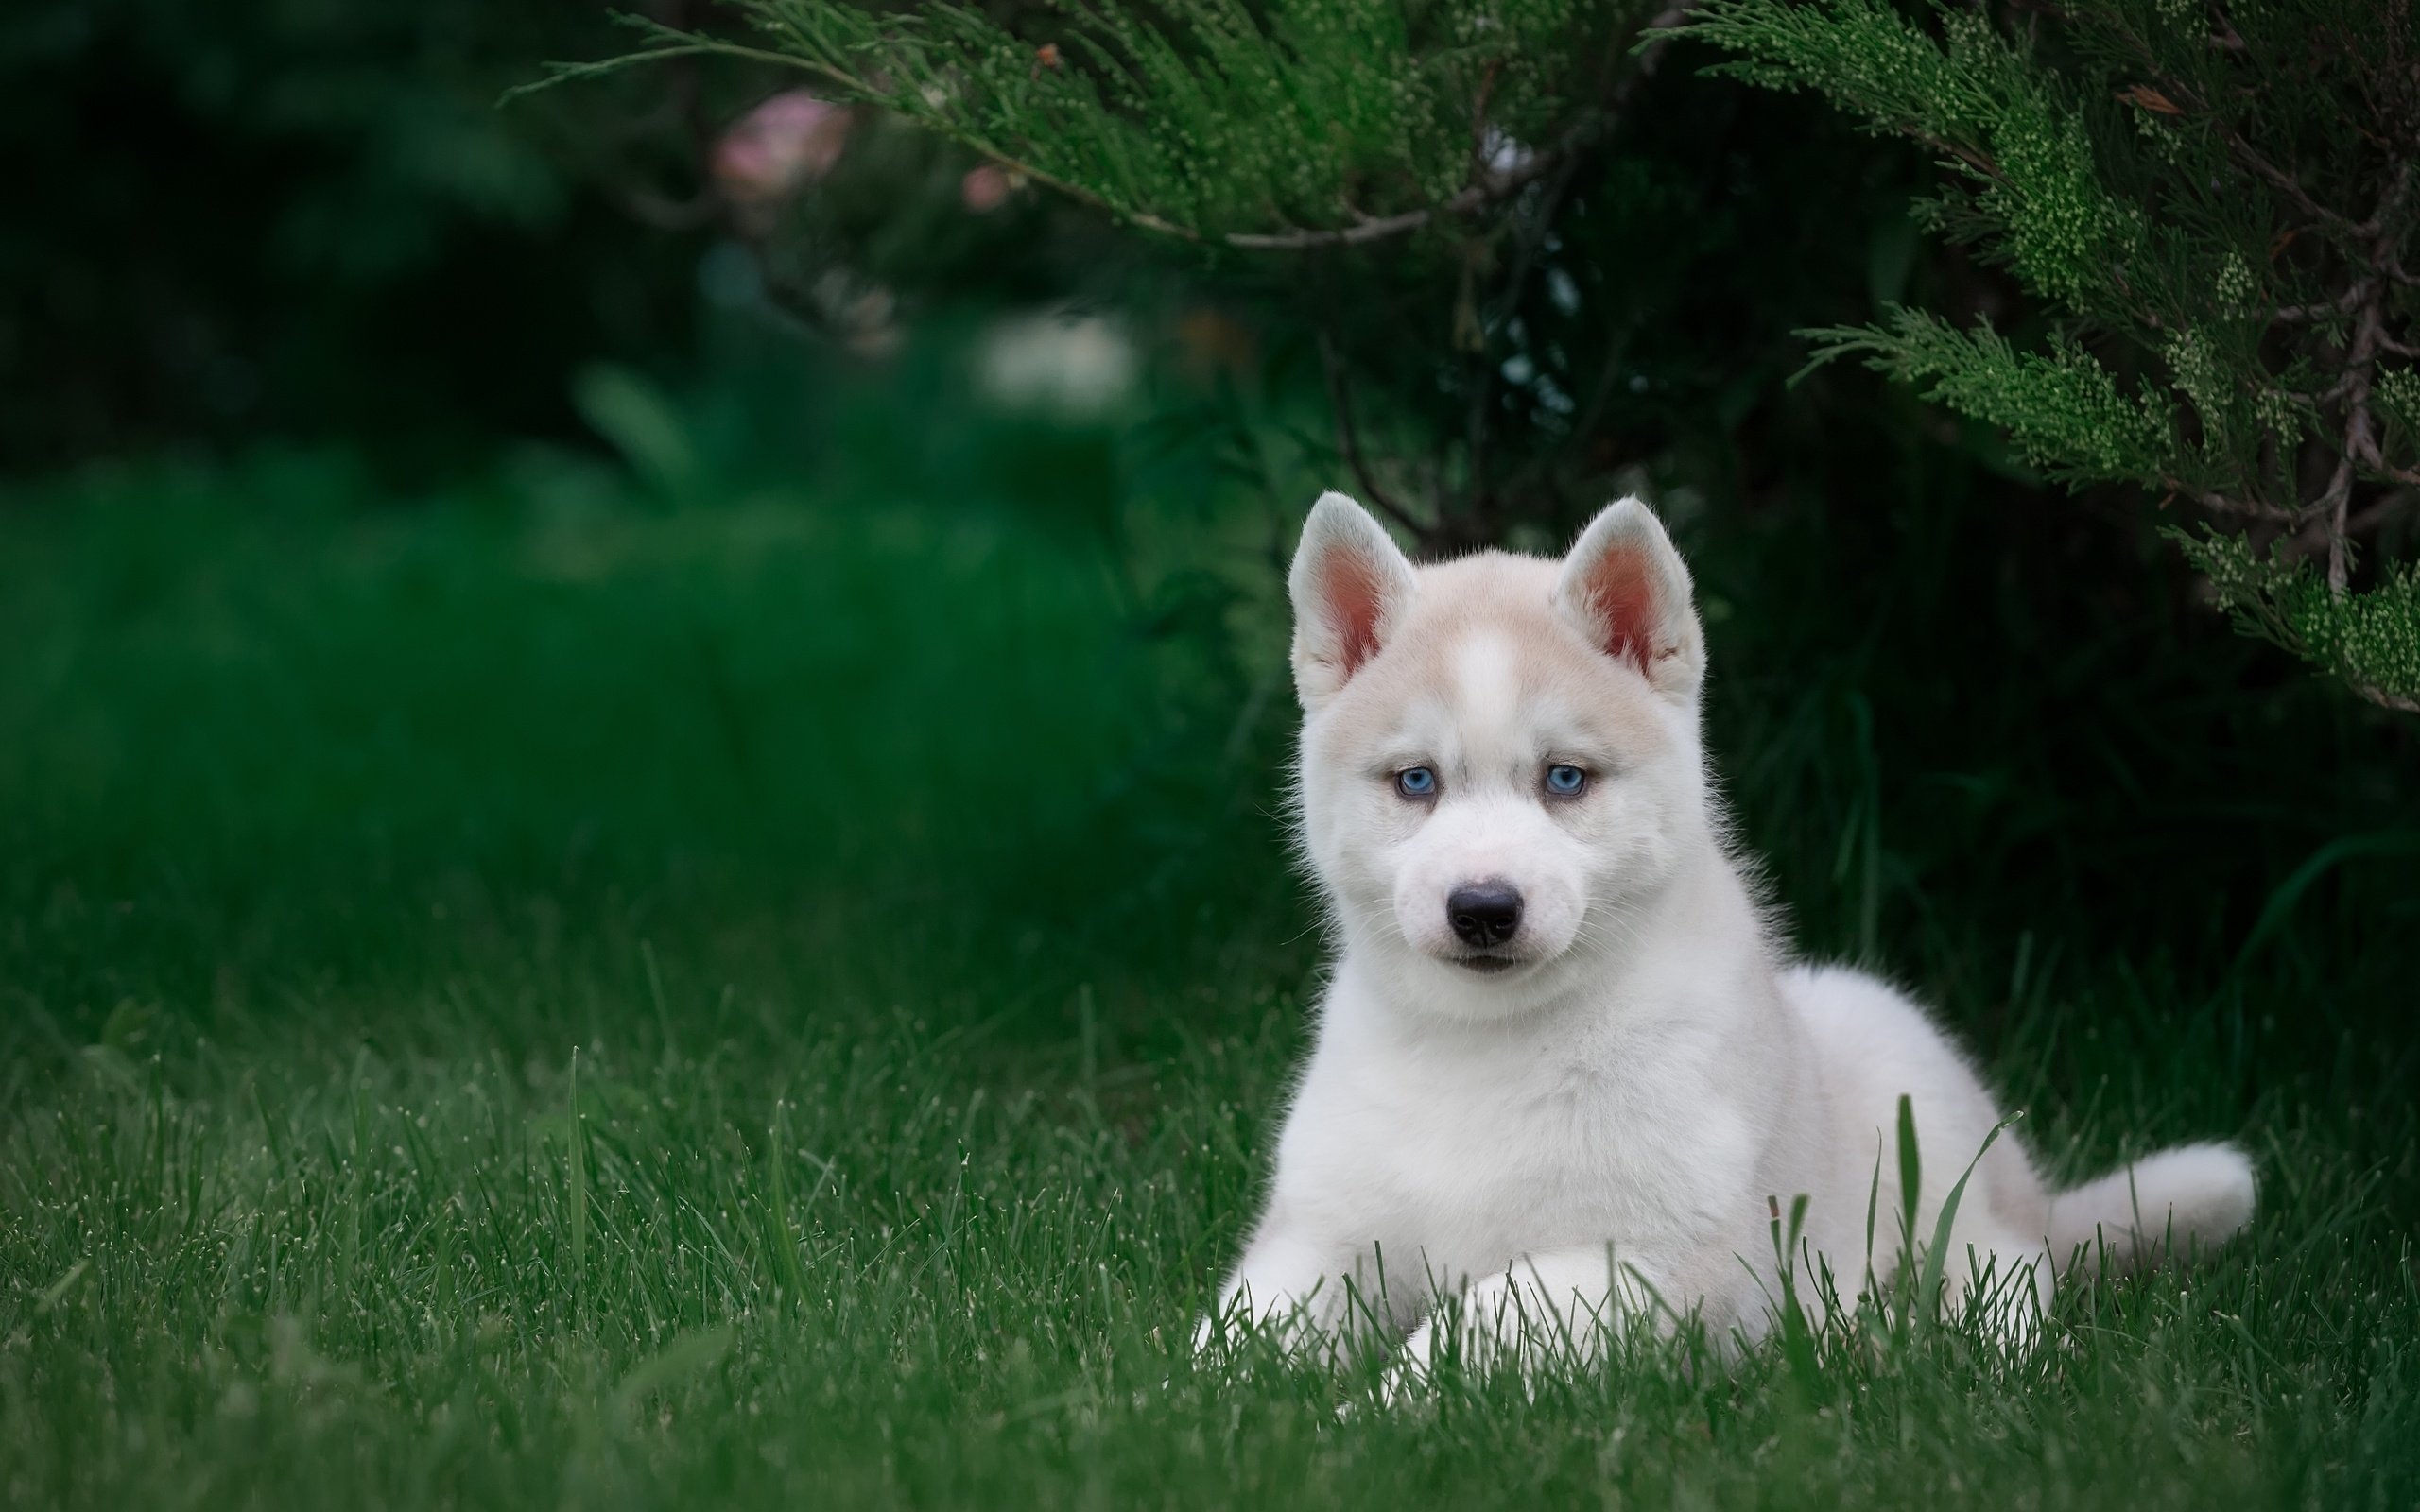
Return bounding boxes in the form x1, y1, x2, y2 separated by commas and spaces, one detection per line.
1202, 491, 2256, 1382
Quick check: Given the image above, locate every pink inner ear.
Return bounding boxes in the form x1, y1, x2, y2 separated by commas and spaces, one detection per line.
1321, 549, 1389, 677
1580, 547, 1659, 674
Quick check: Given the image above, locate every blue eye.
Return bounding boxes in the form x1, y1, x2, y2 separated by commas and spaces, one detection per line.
1395, 766, 1438, 798
1545, 764, 1588, 797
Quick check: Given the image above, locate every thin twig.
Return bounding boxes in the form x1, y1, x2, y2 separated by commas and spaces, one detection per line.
2100, 14, 2368, 240
2321, 273, 2392, 589
567, 6, 1700, 254
2230, 142, 2368, 240
1219, 112, 1598, 251
1315, 330, 1426, 541
2273, 286, 2366, 323
1469, 60, 1502, 186
1462, 110, 1604, 538
2349, 682, 2420, 713
557, 36, 1211, 242
1222, 3, 1698, 252
2186, 492, 2298, 523
2317, 165, 2415, 588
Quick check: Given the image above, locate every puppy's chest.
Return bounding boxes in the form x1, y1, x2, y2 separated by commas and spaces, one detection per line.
1289, 1027, 1736, 1251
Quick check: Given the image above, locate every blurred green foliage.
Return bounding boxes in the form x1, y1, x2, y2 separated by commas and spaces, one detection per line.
1, 0, 705, 471
559, 0, 1964, 554
568, 0, 2420, 710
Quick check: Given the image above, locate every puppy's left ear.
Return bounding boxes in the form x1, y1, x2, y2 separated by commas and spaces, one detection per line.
1552, 498, 1705, 705
1289, 490, 1418, 709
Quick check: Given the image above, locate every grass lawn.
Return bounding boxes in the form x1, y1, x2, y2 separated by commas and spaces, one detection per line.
3, 413, 2416, 1508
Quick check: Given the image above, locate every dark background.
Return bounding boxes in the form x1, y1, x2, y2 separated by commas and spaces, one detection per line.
8, 0, 2413, 1080
7, 0, 2411, 1103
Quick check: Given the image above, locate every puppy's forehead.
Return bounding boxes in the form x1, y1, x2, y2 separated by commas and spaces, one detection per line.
1446, 629, 1523, 737
1314, 550, 1662, 756
1398, 618, 1611, 758
1396, 553, 1606, 707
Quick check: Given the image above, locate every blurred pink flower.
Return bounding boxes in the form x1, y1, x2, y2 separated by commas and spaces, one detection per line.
960, 164, 1011, 215
713, 92, 851, 209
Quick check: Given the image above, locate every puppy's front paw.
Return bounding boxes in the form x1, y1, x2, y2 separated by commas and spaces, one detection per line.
1375, 1319, 1439, 1405
1966, 1282, 2045, 1360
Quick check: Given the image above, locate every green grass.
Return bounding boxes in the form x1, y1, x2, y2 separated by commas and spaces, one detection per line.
4, 406, 2417, 1508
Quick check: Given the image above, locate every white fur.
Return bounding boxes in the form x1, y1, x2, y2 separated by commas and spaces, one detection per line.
1199, 492, 2257, 1387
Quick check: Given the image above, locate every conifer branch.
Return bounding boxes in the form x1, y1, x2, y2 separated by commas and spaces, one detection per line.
1222, 3, 1697, 252
1688, 0, 2420, 707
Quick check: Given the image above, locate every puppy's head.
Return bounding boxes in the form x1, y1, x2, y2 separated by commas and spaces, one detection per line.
1288, 491, 1708, 1019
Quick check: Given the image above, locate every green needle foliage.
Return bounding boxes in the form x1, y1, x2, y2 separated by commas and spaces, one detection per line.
537, 0, 1824, 556
540, 0, 1669, 243
1682, 0, 2420, 711
541, 0, 2420, 711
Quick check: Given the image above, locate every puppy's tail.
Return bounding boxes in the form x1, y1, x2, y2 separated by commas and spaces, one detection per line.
2047, 1143, 2256, 1276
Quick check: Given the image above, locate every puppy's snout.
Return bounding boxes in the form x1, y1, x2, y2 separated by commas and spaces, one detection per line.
1446, 883, 1524, 948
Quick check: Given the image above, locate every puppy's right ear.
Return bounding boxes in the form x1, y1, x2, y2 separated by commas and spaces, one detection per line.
1289, 490, 1417, 708
1553, 497, 1704, 706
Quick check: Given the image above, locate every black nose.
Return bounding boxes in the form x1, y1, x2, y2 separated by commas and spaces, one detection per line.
1446, 883, 1524, 948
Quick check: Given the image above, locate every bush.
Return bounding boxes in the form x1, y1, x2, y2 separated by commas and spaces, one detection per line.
1686, 0, 2420, 712
555, 0, 2420, 712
